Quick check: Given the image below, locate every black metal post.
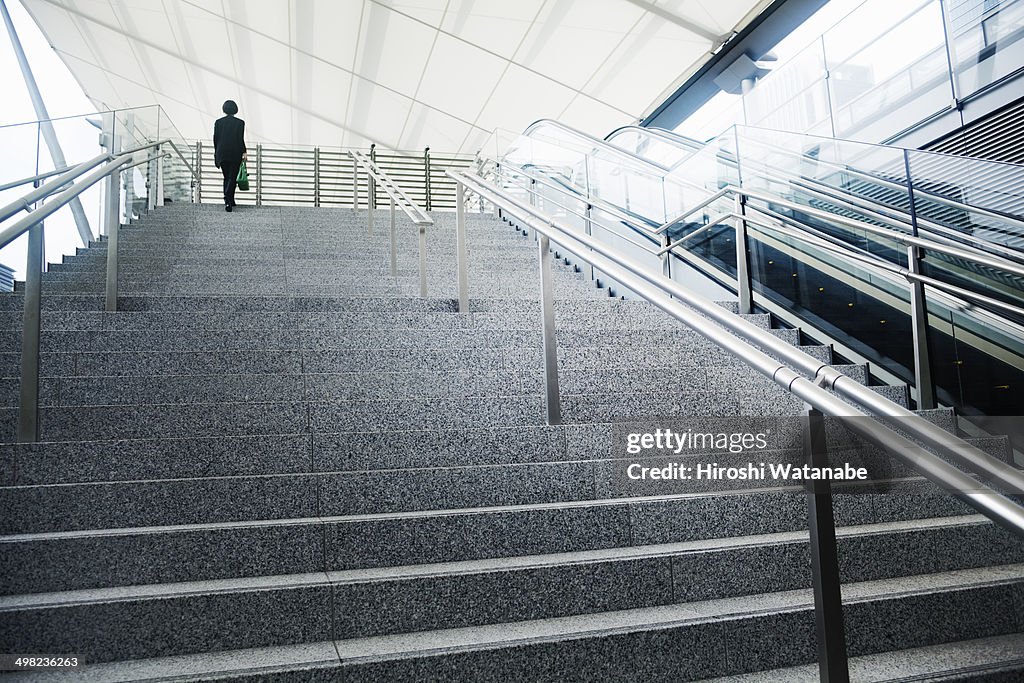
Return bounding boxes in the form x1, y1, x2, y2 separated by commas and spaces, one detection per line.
804, 406, 850, 683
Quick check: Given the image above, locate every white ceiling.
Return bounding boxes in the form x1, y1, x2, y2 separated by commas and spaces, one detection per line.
22, 0, 772, 154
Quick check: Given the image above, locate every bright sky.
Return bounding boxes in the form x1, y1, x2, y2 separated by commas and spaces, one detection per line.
1, 0, 99, 280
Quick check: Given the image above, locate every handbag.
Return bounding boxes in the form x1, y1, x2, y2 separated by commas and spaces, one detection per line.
236, 162, 250, 191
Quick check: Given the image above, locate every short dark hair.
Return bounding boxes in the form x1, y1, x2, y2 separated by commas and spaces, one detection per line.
222, 100, 239, 115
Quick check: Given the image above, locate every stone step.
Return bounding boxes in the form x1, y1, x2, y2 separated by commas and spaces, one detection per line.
0, 439, 980, 534
0, 324, 789, 355
1, 562, 1019, 672
1, 386, 859, 441
5, 408, 985, 488
0, 479, 990, 593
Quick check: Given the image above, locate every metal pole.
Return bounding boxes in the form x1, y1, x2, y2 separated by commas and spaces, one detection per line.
156, 142, 165, 207
124, 113, 135, 225
660, 233, 672, 279
255, 144, 262, 207
424, 147, 431, 212
369, 144, 377, 212
389, 198, 397, 276
903, 150, 936, 410
17, 220, 43, 443
146, 148, 157, 213
456, 183, 469, 312
583, 204, 596, 282
804, 406, 850, 683
156, 109, 164, 207
351, 155, 358, 210
195, 140, 203, 204
104, 163, 121, 312
418, 225, 427, 297
538, 235, 562, 424
734, 193, 753, 314
1, 0, 93, 244
908, 245, 936, 409
314, 146, 321, 208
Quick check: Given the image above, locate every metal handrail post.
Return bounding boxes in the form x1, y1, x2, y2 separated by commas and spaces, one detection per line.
584, 204, 596, 282
255, 144, 263, 207
105, 165, 122, 312
424, 147, 431, 212
195, 141, 202, 204
351, 154, 358, 210
660, 232, 671, 280
369, 144, 377, 212
904, 150, 936, 410
156, 143, 165, 207
734, 193, 753, 314
908, 245, 936, 409
418, 225, 428, 298
456, 183, 469, 312
146, 148, 157, 213
314, 146, 321, 208
124, 113, 135, 224
538, 234, 562, 425
389, 197, 397, 276
17, 219, 43, 442
415, 225, 428, 296
804, 407, 850, 683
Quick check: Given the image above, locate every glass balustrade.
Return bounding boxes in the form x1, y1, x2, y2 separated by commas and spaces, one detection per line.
502, 118, 1024, 441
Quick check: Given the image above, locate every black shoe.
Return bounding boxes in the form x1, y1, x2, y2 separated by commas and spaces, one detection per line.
225, 204, 232, 212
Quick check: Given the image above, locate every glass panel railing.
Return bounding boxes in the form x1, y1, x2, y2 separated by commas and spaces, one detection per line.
493, 119, 1024, 430
0, 105, 197, 280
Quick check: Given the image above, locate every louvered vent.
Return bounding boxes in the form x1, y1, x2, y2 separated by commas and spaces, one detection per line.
923, 95, 1024, 164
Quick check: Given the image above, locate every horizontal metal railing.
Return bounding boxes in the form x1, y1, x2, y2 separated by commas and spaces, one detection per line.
190, 142, 474, 211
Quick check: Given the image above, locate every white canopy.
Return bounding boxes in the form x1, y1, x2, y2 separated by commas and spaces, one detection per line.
23, 0, 772, 154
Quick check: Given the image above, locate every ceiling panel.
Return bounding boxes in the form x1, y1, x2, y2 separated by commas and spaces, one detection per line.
475, 64, 576, 135
413, 32, 506, 125
356, 2, 436, 95
23, 0, 772, 155
441, 0, 544, 60
400, 101, 474, 152
514, 0, 646, 91
584, 14, 710, 113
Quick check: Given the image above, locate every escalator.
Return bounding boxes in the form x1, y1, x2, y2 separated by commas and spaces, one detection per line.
495, 119, 1024, 446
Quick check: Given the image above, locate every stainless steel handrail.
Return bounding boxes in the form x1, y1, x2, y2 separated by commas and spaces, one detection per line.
2, 137, 189, 442
450, 169, 1024, 526
348, 150, 433, 295
0, 152, 112, 226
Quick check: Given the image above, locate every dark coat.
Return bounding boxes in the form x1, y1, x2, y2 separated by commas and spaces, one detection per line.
213, 115, 246, 168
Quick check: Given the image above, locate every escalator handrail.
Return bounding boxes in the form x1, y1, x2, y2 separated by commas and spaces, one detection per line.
736, 133, 1024, 236
520, 118, 674, 175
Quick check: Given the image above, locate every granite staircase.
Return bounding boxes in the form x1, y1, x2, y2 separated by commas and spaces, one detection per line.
1, 204, 1023, 681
